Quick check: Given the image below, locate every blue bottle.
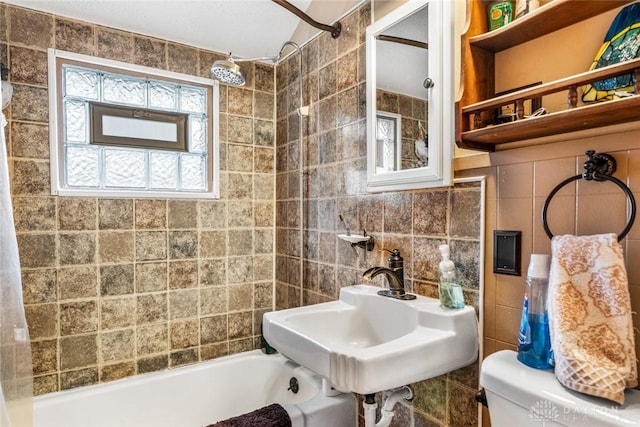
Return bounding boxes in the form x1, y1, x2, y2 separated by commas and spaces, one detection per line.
517, 254, 553, 369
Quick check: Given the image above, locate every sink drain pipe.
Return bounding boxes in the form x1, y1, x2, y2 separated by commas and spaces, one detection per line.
363, 386, 413, 427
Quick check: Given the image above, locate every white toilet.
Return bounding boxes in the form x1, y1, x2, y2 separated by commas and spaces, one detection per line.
480, 350, 640, 426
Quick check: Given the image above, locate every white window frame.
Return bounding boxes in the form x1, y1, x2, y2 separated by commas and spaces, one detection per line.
48, 49, 220, 199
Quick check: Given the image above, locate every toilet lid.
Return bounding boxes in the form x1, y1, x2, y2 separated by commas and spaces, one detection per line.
480, 350, 640, 427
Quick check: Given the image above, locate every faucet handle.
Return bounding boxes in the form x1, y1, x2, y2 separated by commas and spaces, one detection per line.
385, 249, 403, 270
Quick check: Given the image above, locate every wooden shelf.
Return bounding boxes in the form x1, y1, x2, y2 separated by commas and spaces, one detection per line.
460, 95, 640, 146
456, 0, 638, 151
461, 57, 640, 114
469, 0, 631, 52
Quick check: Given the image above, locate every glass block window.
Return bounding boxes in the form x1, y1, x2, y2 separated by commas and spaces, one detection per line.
49, 49, 219, 199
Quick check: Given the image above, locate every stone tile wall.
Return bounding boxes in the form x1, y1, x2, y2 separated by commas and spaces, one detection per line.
274, 3, 482, 426
1, 3, 275, 394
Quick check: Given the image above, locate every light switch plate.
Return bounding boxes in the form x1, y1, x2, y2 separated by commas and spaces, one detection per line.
493, 230, 521, 276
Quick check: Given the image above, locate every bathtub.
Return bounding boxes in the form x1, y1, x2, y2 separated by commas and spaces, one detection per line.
33, 350, 355, 427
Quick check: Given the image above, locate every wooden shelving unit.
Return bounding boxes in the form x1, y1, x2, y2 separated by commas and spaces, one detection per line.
456, 0, 636, 151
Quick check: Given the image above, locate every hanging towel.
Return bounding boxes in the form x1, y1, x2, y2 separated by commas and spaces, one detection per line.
206, 403, 292, 427
548, 233, 637, 404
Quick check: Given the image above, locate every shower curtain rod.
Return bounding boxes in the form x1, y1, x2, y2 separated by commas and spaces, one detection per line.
272, 0, 342, 38
376, 34, 428, 50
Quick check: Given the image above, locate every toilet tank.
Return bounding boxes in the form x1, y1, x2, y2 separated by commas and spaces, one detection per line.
480, 350, 640, 427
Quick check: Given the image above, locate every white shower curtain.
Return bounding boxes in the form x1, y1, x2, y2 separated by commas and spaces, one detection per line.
0, 91, 33, 425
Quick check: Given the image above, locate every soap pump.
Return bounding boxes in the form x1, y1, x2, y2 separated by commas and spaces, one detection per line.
438, 244, 465, 309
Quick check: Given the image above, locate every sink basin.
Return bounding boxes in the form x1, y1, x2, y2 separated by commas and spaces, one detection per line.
262, 284, 478, 394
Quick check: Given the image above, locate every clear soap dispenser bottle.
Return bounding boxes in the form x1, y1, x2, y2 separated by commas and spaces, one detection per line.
438, 244, 465, 309
517, 254, 553, 369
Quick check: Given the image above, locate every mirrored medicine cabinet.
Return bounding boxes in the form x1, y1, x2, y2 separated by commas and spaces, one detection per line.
366, 0, 454, 192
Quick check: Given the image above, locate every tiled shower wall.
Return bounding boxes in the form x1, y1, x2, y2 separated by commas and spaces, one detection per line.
275, 3, 482, 426
1, 3, 276, 393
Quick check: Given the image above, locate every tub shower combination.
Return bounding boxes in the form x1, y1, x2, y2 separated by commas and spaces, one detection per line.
33, 350, 355, 427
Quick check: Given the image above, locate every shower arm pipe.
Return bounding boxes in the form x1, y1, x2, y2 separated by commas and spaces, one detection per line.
272, 0, 342, 38
229, 54, 278, 63
229, 41, 301, 65
376, 35, 428, 50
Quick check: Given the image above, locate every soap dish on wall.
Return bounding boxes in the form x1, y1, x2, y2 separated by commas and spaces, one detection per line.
338, 234, 374, 251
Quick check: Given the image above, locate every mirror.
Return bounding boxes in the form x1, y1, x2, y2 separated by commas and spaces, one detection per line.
366, 0, 453, 192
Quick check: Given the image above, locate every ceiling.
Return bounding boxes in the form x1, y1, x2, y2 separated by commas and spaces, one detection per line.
4, 0, 361, 61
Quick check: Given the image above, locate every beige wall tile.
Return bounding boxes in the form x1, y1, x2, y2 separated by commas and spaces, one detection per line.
100, 329, 134, 362
199, 259, 226, 287
55, 18, 94, 55
137, 355, 168, 374
136, 324, 168, 356
100, 296, 135, 330
10, 121, 49, 159
498, 162, 533, 199
96, 28, 134, 62
168, 230, 198, 259
25, 303, 58, 339
533, 156, 576, 198
98, 199, 133, 230
17, 233, 56, 268
200, 315, 227, 345
100, 362, 135, 383
135, 199, 166, 229
13, 197, 56, 231
10, 45, 47, 85
494, 305, 521, 345
32, 339, 57, 375
60, 367, 98, 390
58, 266, 97, 300
533, 195, 575, 254
135, 231, 167, 261
12, 159, 50, 194
168, 200, 198, 229
136, 293, 167, 324
99, 231, 134, 263
133, 36, 166, 69
58, 198, 97, 231
59, 233, 96, 265
60, 334, 97, 370
167, 43, 198, 75
99, 264, 134, 296
168, 289, 198, 320
168, 260, 197, 290
33, 375, 58, 396
495, 274, 525, 309
8, 6, 53, 48
22, 269, 56, 304
576, 193, 627, 237
10, 85, 49, 122
60, 301, 98, 335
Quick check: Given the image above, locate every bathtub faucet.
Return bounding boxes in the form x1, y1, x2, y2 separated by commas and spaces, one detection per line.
363, 249, 416, 300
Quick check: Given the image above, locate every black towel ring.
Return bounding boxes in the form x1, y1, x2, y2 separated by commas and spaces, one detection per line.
542, 150, 636, 242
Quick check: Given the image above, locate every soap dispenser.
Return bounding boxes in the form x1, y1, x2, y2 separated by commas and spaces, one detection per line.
438, 244, 465, 309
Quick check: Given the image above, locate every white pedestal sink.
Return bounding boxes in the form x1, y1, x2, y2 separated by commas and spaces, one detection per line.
263, 284, 479, 395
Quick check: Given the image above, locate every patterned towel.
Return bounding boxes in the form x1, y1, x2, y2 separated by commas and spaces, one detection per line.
549, 233, 637, 404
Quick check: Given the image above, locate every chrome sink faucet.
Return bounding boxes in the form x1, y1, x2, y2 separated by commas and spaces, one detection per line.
363, 249, 416, 300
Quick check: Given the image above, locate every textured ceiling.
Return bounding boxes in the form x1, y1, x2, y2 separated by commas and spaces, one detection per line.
4, 0, 359, 61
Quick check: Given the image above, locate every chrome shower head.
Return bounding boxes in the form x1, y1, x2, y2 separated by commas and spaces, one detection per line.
210, 58, 246, 87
